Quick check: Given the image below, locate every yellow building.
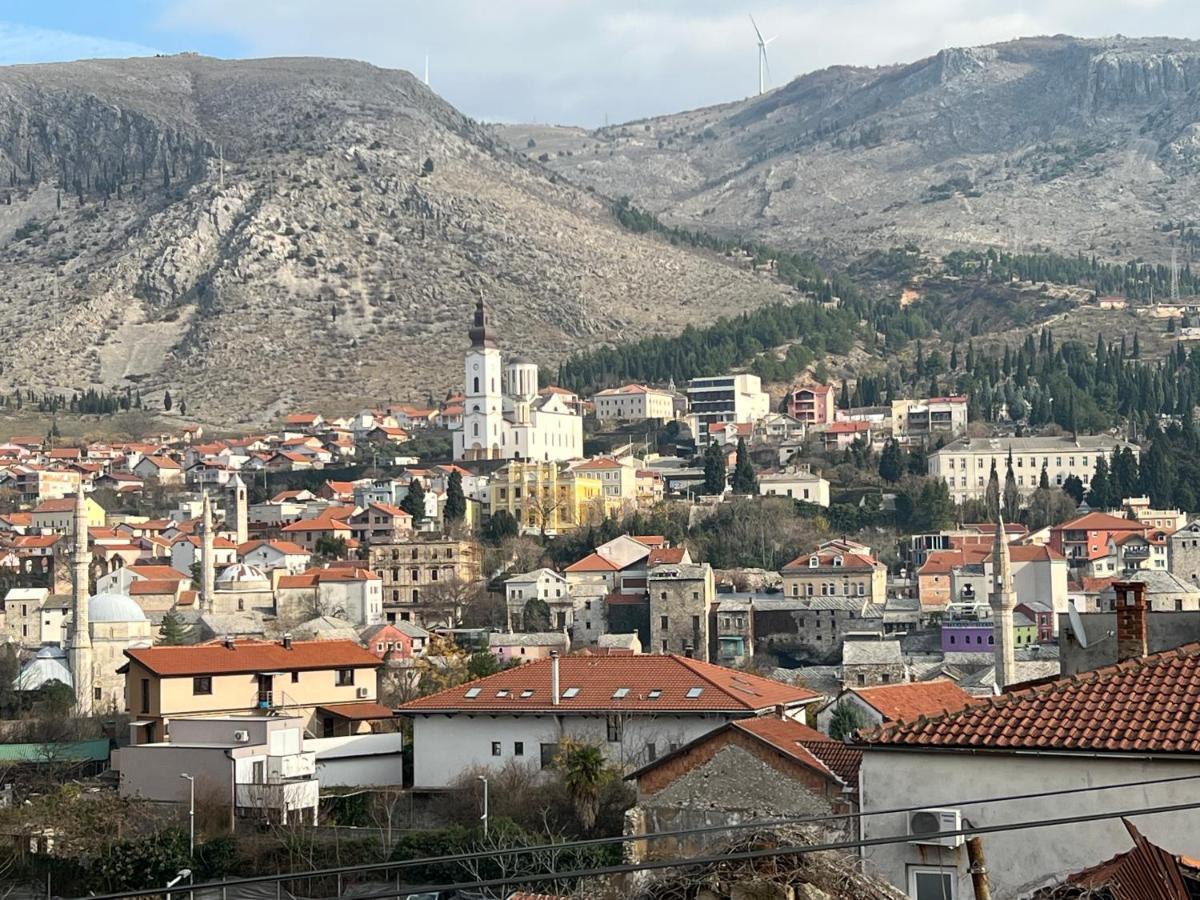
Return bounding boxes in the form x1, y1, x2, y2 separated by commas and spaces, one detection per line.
488, 461, 608, 534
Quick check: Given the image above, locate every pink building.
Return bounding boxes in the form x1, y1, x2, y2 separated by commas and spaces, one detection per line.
788, 384, 835, 425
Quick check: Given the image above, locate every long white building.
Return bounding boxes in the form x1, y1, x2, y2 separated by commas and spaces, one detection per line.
928, 435, 1138, 505
453, 297, 583, 462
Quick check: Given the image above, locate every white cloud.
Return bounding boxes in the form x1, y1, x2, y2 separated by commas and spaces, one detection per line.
152, 0, 1200, 125
0, 21, 159, 65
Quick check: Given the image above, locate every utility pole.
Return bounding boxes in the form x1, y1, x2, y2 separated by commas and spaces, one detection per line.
966, 834, 992, 900
478, 775, 489, 837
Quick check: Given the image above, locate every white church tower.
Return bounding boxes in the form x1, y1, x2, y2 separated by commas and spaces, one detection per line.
457, 294, 504, 461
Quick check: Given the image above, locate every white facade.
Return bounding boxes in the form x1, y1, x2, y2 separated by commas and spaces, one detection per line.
758, 469, 831, 507
859, 749, 1200, 899
240, 542, 311, 574
410, 712, 777, 788
453, 300, 583, 462
591, 385, 676, 423
687, 374, 771, 440
929, 436, 1139, 505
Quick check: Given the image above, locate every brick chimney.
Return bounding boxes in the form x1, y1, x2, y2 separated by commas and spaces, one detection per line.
1113, 581, 1148, 662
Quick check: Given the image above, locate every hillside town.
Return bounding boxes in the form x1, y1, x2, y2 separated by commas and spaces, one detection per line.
0, 294, 1198, 899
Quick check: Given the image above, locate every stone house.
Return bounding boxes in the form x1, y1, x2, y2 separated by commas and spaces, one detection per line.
647, 562, 715, 660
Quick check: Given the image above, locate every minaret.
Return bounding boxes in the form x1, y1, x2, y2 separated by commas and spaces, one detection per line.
200, 491, 215, 613
68, 489, 93, 715
989, 511, 1017, 692
229, 474, 249, 546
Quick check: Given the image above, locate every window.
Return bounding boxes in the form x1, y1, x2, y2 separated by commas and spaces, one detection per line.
660, 615, 669, 630
606, 715, 623, 742
514, 741, 524, 756
465, 687, 481, 698
562, 687, 580, 698
648, 688, 662, 699
140, 678, 150, 714
93, 686, 102, 701
646, 742, 657, 761
193, 676, 213, 695
491, 741, 502, 757
612, 688, 629, 699
336, 669, 355, 686
686, 687, 703, 698
540, 743, 558, 769
908, 866, 956, 900
520, 689, 534, 698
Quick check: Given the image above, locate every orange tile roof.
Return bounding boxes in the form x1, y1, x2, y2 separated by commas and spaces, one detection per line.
125, 639, 380, 676
1058, 511, 1148, 532
782, 548, 882, 571
129, 580, 182, 596
399, 655, 819, 714
316, 702, 394, 721
32, 498, 79, 513
849, 678, 975, 723
647, 547, 687, 566
859, 643, 1200, 754
238, 540, 309, 556
127, 565, 190, 582
728, 716, 843, 780
565, 552, 619, 572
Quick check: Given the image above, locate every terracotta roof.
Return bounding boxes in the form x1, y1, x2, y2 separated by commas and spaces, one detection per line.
798, 738, 862, 787
858, 643, 1200, 754
573, 457, 623, 470
238, 540, 308, 556
127, 565, 190, 582
316, 702, 394, 721
1060, 818, 1198, 898
1059, 512, 1147, 532
32, 498, 80, 513
848, 678, 975, 723
825, 421, 873, 434
728, 716, 841, 780
782, 548, 882, 571
399, 655, 819, 714
631, 535, 667, 547
125, 639, 380, 676
919, 548, 988, 576
647, 547, 687, 566
565, 552, 619, 572
140, 456, 182, 470
129, 580, 181, 596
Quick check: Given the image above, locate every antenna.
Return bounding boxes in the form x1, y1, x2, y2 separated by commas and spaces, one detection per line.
749, 14, 777, 96
424, 55, 429, 86
1067, 601, 1089, 649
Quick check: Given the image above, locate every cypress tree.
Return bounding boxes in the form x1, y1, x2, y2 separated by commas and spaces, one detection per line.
731, 438, 758, 494
444, 470, 467, 522
401, 477, 427, 520
703, 442, 727, 495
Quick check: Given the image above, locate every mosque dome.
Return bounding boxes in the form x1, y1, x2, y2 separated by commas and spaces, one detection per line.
89, 592, 149, 623
216, 563, 270, 587
13, 645, 73, 690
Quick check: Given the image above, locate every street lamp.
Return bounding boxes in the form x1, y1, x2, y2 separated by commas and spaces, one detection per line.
179, 773, 195, 858
478, 775, 488, 838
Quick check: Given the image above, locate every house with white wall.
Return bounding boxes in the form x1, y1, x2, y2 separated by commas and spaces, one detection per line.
398, 653, 820, 788
854, 583, 1200, 899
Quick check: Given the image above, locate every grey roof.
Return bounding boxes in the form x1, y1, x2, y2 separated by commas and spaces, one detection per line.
1013, 612, 1035, 627
778, 665, 841, 698
89, 592, 148, 623
748, 595, 870, 613
597, 633, 640, 649
841, 640, 903, 665
933, 435, 1135, 455
505, 568, 563, 585
1017, 598, 1054, 614
648, 563, 710, 580
394, 621, 430, 639
957, 659, 1062, 696
294, 616, 360, 641
488, 632, 569, 648
14, 646, 72, 691
1097, 569, 1200, 597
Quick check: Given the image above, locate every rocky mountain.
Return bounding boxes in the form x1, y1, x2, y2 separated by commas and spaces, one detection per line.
498, 35, 1200, 263
0, 55, 791, 426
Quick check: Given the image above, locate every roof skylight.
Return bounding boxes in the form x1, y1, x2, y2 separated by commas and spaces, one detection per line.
465, 687, 481, 698
562, 687, 580, 698
686, 687, 704, 698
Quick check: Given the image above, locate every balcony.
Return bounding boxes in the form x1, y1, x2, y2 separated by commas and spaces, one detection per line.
268, 752, 316, 780
236, 779, 319, 817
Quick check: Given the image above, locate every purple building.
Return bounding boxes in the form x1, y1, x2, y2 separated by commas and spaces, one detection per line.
941, 614, 1038, 653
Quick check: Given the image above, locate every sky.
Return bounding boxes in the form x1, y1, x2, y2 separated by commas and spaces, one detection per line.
0, 1, 1198, 126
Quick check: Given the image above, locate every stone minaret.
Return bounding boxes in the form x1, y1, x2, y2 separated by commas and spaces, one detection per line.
229, 473, 249, 546
200, 491, 215, 612
989, 511, 1017, 692
68, 489, 93, 715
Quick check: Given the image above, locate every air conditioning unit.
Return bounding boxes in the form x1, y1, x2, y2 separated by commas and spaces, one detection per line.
232, 730, 250, 744
355, 687, 370, 699
908, 808, 963, 848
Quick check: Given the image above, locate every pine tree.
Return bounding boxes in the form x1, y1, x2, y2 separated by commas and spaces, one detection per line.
1063, 474, 1085, 505
878, 438, 903, 484
444, 470, 467, 522
985, 461, 1000, 522
401, 477, 427, 520
158, 610, 192, 646
1087, 456, 1113, 510
1039, 465, 1050, 490
731, 438, 758, 494
703, 441, 727, 495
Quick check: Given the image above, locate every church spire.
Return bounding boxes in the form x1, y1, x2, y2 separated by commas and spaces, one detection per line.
989, 509, 1017, 692
468, 291, 496, 349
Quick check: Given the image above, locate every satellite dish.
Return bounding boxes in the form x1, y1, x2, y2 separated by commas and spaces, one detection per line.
1067, 602, 1089, 649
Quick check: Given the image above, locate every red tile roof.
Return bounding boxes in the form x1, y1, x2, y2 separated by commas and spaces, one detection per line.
647, 547, 687, 566
316, 702, 393, 721
399, 655, 819, 714
848, 678, 975, 723
1059, 512, 1147, 532
1062, 818, 1198, 898
127, 565, 190, 582
125, 639, 380, 676
782, 548, 882, 571
565, 552, 619, 572
858, 643, 1200, 754
729, 716, 842, 780
129, 579, 182, 596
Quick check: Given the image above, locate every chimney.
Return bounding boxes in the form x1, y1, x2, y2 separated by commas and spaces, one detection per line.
683, 642, 694, 659
1114, 581, 1148, 662
223, 635, 235, 650
550, 650, 560, 706
282, 632, 293, 650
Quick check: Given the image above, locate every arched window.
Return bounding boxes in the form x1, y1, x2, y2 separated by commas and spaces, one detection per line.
473, 423, 479, 437
473, 377, 480, 393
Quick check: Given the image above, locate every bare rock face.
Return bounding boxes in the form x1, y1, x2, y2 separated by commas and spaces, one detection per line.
0, 55, 791, 426
499, 35, 1200, 264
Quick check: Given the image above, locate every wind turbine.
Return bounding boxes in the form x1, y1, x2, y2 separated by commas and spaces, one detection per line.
749, 14, 777, 96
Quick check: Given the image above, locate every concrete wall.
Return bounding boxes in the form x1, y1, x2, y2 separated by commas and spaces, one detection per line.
410, 712, 740, 789
118, 744, 235, 806
859, 749, 1200, 899
308, 732, 405, 787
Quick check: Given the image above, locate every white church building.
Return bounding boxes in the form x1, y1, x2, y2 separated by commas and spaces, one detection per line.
452, 297, 583, 462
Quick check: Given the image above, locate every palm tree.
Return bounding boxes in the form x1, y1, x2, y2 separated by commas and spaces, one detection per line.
558, 741, 606, 831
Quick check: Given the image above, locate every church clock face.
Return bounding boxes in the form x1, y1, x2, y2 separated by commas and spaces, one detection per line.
472, 363, 479, 371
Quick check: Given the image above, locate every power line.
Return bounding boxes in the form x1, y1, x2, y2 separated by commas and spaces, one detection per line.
79, 771, 1200, 900
344, 796, 1200, 899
